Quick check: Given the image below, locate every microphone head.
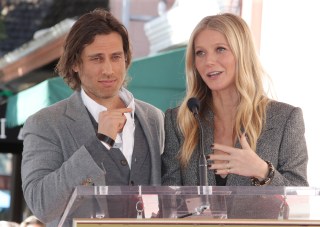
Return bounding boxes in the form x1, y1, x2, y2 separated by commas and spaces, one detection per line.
187, 97, 200, 115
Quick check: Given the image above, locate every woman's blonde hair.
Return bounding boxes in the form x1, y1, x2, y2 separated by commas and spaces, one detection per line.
178, 13, 269, 168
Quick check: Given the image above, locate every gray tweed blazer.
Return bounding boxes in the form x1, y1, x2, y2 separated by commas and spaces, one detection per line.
162, 100, 308, 186
21, 91, 164, 226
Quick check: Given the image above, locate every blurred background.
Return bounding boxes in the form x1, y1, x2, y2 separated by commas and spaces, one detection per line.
0, 0, 319, 223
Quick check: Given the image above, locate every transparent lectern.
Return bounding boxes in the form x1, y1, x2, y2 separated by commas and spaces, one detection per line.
58, 186, 320, 227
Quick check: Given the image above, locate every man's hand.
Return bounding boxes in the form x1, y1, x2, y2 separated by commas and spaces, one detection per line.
97, 108, 132, 140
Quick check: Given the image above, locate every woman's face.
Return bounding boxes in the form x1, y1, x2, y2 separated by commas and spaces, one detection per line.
194, 29, 236, 94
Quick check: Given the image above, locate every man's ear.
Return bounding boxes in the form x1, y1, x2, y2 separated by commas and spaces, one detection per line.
72, 64, 79, 73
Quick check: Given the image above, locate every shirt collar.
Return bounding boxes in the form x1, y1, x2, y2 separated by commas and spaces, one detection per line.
81, 87, 136, 168
81, 87, 135, 122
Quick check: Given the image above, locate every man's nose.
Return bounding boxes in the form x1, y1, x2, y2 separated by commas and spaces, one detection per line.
102, 60, 113, 75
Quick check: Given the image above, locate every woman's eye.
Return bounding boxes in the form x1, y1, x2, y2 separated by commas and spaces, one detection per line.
217, 47, 226, 52
195, 50, 205, 57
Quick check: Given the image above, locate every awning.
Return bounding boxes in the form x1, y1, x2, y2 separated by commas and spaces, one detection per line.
5, 77, 72, 128
5, 47, 186, 128
0, 19, 75, 85
128, 47, 186, 111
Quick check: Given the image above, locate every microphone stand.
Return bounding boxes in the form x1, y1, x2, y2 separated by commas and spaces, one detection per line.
194, 113, 210, 214
178, 106, 210, 218
194, 113, 208, 187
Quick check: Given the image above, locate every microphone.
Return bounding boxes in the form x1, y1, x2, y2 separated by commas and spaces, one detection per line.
187, 98, 208, 187
186, 97, 210, 216
187, 97, 200, 116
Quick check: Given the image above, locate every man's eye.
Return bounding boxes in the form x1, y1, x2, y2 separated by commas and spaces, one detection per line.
91, 56, 102, 62
112, 55, 122, 61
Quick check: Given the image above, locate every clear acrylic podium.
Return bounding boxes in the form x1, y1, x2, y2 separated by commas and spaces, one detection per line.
58, 186, 320, 227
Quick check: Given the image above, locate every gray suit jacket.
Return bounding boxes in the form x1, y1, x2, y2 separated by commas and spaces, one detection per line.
21, 91, 164, 226
162, 100, 308, 186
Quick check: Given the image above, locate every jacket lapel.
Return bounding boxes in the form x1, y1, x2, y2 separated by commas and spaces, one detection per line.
64, 92, 97, 147
134, 101, 160, 185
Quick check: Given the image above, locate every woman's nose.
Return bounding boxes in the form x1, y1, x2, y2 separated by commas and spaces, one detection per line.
205, 53, 217, 65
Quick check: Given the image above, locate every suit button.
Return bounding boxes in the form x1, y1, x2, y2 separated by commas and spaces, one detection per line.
120, 159, 128, 166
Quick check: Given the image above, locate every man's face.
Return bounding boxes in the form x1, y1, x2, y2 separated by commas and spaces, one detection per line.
73, 32, 126, 106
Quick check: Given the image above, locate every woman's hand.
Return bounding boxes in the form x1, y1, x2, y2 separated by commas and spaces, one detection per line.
207, 134, 268, 180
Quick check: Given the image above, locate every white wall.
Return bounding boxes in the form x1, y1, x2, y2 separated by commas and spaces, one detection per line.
259, 0, 320, 186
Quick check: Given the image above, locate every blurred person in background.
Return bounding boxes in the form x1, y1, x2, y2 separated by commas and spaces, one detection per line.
20, 216, 45, 227
0, 221, 19, 227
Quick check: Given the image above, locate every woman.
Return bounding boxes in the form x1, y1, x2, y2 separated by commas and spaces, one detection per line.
161, 13, 308, 186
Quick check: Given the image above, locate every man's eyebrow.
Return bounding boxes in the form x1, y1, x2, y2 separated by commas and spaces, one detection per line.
112, 51, 124, 55
87, 53, 104, 58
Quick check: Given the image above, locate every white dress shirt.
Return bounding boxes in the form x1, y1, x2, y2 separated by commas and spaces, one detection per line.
81, 87, 135, 168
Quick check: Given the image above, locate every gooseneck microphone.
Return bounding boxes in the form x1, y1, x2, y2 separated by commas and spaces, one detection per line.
184, 97, 210, 217
187, 97, 208, 187
187, 97, 200, 116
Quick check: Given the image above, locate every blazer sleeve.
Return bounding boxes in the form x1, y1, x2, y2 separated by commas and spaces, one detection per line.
21, 112, 106, 223
161, 108, 183, 185
270, 107, 309, 186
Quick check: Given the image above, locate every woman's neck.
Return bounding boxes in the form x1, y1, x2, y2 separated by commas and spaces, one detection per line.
212, 90, 238, 146
212, 89, 238, 120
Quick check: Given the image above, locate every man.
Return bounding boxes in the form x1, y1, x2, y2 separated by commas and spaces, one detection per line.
21, 8, 164, 226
